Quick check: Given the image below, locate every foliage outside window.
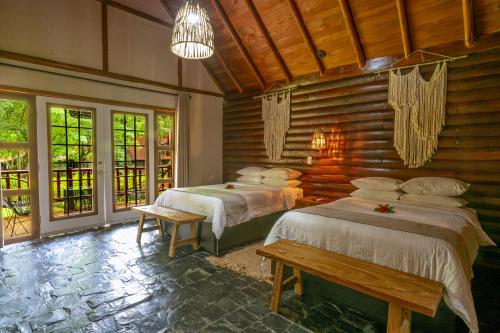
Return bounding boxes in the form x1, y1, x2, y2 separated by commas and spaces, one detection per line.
155, 112, 175, 195
112, 112, 148, 210
48, 106, 96, 218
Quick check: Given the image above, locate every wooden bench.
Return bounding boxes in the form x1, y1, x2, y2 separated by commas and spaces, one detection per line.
132, 205, 206, 257
256, 240, 444, 333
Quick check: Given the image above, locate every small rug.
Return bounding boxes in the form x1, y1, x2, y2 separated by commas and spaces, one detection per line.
206, 242, 273, 284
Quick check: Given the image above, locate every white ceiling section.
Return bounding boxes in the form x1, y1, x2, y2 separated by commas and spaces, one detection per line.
114, 0, 174, 23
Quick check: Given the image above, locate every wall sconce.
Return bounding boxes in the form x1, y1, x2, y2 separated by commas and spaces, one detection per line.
311, 128, 326, 150
308, 128, 326, 165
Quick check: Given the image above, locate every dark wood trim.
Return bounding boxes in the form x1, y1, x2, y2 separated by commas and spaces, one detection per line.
395, 0, 411, 59
462, 0, 475, 48
0, 50, 224, 97
286, 0, 325, 74
210, 0, 266, 89
244, 0, 292, 82
215, 50, 244, 93
337, 0, 366, 68
101, 0, 109, 71
99, 0, 173, 28
0, 84, 175, 112
201, 60, 225, 93
178, 58, 183, 88
159, 0, 176, 21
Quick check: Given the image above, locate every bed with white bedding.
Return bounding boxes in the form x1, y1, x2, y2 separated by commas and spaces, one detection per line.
265, 197, 495, 333
155, 182, 303, 253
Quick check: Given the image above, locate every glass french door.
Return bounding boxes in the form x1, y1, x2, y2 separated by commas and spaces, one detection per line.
0, 94, 39, 246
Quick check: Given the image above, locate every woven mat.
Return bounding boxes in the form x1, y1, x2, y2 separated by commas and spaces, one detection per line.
206, 242, 273, 284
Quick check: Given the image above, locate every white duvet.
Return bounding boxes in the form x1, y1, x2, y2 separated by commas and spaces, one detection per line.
265, 197, 495, 333
155, 183, 302, 239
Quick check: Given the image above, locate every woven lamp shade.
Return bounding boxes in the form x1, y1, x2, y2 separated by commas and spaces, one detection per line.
171, 0, 214, 59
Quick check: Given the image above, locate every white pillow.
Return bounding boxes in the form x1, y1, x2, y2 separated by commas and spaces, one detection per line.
400, 194, 468, 208
236, 166, 267, 176
351, 189, 402, 201
400, 177, 470, 196
236, 175, 262, 184
262, 177, 301, 188
261, 168, 302, 180
351, 177, 403, 191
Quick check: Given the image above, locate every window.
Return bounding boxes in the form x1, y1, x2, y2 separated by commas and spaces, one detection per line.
155, 112, 175, 195
112, 112, 148, 211
47, 105, 96, 219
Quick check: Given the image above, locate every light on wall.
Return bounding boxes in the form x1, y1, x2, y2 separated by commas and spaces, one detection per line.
170, 0, 214, 59
311, 128, 327, 150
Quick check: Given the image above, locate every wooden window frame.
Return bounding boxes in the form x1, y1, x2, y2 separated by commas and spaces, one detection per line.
154, 110, 176, 197
46, 103, 98, 221
111, 110, 149, 212
0, 93, 40, 245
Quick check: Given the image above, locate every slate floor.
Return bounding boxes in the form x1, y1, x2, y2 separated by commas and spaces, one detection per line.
1, 222, 498, 333
0, 222, 379, 333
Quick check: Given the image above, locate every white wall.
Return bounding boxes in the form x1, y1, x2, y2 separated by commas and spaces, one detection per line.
0, 0, 223, 235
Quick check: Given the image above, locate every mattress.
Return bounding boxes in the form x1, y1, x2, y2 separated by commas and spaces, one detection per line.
155, 182, 303, 239
264, 197, 495, 333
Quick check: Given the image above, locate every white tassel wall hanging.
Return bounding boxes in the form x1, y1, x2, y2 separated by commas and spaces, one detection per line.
261, 92, 290, 163
389, 61, 447, 168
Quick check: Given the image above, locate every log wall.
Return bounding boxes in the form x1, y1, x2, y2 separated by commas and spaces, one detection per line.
223, 48, 500, 264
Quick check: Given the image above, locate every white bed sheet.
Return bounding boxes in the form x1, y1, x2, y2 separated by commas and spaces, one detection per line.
155, 183, 303, 239
265, 197, 495, 333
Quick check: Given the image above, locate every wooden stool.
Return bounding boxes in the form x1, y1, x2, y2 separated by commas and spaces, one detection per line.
132, 205, 206, 257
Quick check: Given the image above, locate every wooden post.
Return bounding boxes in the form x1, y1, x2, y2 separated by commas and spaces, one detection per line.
101, 0, 109, 71
293, 268, 303, 296
387, 303, 411, 333
136, 213, 145, 243
191, 222, 199, 251
270, 261, 284, 312
169, 223, 179, 257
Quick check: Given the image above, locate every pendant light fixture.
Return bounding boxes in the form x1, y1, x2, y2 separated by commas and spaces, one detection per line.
170, 0, 214, 59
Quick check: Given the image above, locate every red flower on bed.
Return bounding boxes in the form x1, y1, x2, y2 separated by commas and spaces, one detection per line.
374, 204, 395, 213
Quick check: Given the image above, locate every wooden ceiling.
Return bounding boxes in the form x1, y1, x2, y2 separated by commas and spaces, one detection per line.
125, 0, 500, 93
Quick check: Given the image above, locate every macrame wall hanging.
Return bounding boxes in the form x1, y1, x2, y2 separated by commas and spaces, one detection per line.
261, 92, 290, 163
388, 61, 447, 168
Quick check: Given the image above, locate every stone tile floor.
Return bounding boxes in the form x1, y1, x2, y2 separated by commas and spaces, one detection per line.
1, 222, 498, 333
0, 222, 378, 333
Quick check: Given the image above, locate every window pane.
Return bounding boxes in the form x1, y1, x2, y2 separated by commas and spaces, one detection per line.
0, 99, 29, 143
112, 112, 148, 210
48, 106, 96, 218
157, 114, 174, 146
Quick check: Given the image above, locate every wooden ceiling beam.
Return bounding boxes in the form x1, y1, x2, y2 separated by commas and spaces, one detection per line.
462, 0, 475, 48
337, 0, 366, 68
286, 0, 325, 74
395, 0, 411, 59
244, 0, 292, 82
214, 50, 244, 93
96, 0, 172, 28
210, 0, 266, 90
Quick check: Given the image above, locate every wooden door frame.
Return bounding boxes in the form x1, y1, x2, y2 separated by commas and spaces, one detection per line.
0, 92, 40, 246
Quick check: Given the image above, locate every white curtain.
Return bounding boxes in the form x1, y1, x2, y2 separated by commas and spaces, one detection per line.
175, 92, 190, 187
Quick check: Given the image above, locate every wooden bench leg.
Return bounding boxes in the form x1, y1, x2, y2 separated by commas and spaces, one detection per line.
136, 214, 145, 243
168, 223, 179, 257
387, 303, 411, 333
156, 218, 165, 238
270, 261, 284, 313
293, 268, 303, 296
191, 222, 199, 251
